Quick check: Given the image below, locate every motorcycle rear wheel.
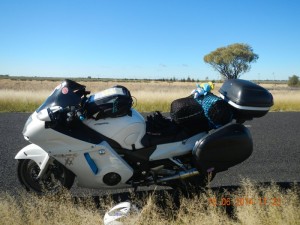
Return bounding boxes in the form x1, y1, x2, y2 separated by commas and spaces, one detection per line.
17, 159, 75, 195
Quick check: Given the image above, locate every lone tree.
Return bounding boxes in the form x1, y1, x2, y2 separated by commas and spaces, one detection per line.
288, 75, 299, 87
204, 43, 259, 79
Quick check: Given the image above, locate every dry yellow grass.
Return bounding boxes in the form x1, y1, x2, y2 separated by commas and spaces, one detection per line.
0, 79, 195, 112
0, 191, 103, 225
0, 180, 299, 225
271, 90, 300, 111
0, 79, 300, 112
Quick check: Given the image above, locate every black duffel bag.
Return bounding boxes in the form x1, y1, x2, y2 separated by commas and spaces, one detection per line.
171, 93, 233, 132
195, 93, 233, 128
170, 96, 209, 133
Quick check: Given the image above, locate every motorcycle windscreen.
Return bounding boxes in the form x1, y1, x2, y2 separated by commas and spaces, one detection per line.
36, 79, 85, 113
192, 123, 253, 173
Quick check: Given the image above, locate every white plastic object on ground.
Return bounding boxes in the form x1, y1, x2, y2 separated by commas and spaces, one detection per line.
103, 202, 133, 225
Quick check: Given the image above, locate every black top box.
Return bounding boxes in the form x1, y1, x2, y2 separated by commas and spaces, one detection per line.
219, 79, 273, 121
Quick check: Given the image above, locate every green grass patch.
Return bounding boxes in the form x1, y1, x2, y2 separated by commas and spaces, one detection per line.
133, 99, 171, 113
0, 99, 42, 113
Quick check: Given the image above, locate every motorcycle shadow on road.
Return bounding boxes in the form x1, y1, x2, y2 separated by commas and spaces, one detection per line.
74, 181, 300, 218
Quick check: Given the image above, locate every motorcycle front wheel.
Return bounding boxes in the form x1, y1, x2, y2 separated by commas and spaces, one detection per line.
17, 159, 75, 195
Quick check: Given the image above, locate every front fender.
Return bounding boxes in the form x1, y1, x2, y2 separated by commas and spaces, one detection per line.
15, 144, 50, 177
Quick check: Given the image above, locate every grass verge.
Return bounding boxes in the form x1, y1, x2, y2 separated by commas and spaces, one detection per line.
1, 91, 300, 113
1, 79, 300, 112
1, 180, 299, 225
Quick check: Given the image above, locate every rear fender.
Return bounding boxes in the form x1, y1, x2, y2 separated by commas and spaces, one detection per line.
15, 144, 51, 178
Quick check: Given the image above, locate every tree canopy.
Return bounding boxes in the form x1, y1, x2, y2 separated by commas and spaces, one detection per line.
288, 75, 299, 87
204, 43, 259, 79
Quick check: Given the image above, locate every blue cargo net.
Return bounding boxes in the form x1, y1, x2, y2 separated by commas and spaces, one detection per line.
192, 83, 233, 129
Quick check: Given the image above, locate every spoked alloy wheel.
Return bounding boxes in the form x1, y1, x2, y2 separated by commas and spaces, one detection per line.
17, 159, 75, 195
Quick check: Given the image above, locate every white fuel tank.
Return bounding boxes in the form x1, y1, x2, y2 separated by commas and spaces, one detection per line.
83, 109, 146, 150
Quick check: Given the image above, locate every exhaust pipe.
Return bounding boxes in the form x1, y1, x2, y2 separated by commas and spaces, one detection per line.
154, 168, 199, 184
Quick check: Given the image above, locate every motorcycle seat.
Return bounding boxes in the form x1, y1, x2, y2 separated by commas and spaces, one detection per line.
141, 111, 209, 148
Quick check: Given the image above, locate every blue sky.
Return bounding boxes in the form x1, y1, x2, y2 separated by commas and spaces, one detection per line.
0, 0, 299, 80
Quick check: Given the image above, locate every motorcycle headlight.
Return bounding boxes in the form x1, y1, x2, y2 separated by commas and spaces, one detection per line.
22, 115, 33, 135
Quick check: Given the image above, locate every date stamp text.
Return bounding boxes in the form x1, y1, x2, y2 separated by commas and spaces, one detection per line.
208, 197, 282, 207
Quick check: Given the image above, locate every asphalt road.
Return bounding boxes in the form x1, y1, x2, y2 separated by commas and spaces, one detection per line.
0, 112, 300, 195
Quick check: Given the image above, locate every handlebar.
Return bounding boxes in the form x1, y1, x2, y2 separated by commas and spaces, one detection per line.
47, 105, 86, 124
65, 106, 86, 122
76, 110, 86, 121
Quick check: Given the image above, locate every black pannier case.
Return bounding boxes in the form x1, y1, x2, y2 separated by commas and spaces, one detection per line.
193, 123, 253, 173
86, 85, 133, 120
219, 79, 273, 121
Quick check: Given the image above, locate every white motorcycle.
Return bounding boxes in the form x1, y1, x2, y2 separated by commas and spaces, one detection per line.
15, 79, 273, 194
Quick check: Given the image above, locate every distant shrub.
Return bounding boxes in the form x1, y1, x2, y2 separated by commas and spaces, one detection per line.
288, 75, 300, 87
